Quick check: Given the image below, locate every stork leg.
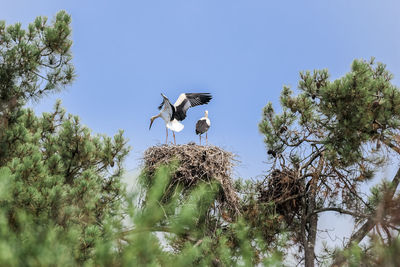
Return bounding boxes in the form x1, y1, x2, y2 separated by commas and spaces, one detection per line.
199, 135, 202, 145
206, 132, 208, 145
166, 127, 168, 144
173, 131, 176, 145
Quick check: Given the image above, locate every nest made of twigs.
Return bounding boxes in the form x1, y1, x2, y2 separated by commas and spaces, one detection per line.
143, 143, 240, 217
258, 168, 303, 224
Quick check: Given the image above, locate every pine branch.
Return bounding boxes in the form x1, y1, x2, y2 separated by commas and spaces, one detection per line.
310, 207, 368, 219
331, 166, 400, 266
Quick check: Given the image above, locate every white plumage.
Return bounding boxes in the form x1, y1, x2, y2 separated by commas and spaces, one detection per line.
166, 119, 184, 132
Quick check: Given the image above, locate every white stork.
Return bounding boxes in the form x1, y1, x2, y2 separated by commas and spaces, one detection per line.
195, 110, 210, 145
149, 93, 212, 144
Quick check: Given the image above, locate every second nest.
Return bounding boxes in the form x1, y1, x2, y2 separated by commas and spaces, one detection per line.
258, 168, 302, 224
143, 144, 240, 217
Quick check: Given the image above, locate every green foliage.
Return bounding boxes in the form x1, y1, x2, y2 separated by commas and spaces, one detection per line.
0, 10, 74, 111
0, 166, 79, 266
259, 58, 400, 266
119, 167, 284, 266
260, 58, 400, 166
0, 101, 129, 263
338, 236, 400, 267
0, 12, 131, 265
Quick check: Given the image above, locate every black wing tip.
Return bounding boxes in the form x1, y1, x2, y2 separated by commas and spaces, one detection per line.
193, 93, 212, 104
199, 93, 212, 97
201, 93, 212, 104
186, 93, 212, 97
182, 92, 212, 107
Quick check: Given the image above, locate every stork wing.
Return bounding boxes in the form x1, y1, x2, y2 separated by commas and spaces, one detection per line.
196, 119, 210, 135
173, 93, 212, 121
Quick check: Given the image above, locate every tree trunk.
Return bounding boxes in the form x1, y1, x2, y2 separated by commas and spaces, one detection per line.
304, 169, 320, 267
304, 199, 318, 267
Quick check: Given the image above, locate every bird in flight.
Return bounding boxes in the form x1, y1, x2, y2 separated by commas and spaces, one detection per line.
196, 110, 211, 145
149, 93, 212, 144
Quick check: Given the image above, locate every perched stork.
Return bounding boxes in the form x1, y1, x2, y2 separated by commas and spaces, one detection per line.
195, 110, 211, 145
149, 93, 212, 144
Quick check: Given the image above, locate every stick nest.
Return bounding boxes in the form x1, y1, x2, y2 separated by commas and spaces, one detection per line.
258, 168, 302, 224
143, 143, 240, 217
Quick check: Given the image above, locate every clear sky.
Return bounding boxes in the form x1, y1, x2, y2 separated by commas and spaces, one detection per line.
2, 0, 400, 180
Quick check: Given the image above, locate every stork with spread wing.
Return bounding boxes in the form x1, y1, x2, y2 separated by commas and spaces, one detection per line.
150, 93, 212, 144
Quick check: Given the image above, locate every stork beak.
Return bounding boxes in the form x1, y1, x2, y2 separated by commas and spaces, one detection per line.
149, 114, 160, 130
149, 118, 155, 130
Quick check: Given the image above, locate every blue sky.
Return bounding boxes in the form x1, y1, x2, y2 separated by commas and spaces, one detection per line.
2, 0, 400, 181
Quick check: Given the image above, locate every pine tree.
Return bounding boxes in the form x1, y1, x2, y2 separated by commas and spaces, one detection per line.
259, 58, 400, 266
0, 11, 130, 264
0, 10, 74, 116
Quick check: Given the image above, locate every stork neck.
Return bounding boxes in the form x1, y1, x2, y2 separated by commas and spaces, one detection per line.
151, 113, 161, 120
